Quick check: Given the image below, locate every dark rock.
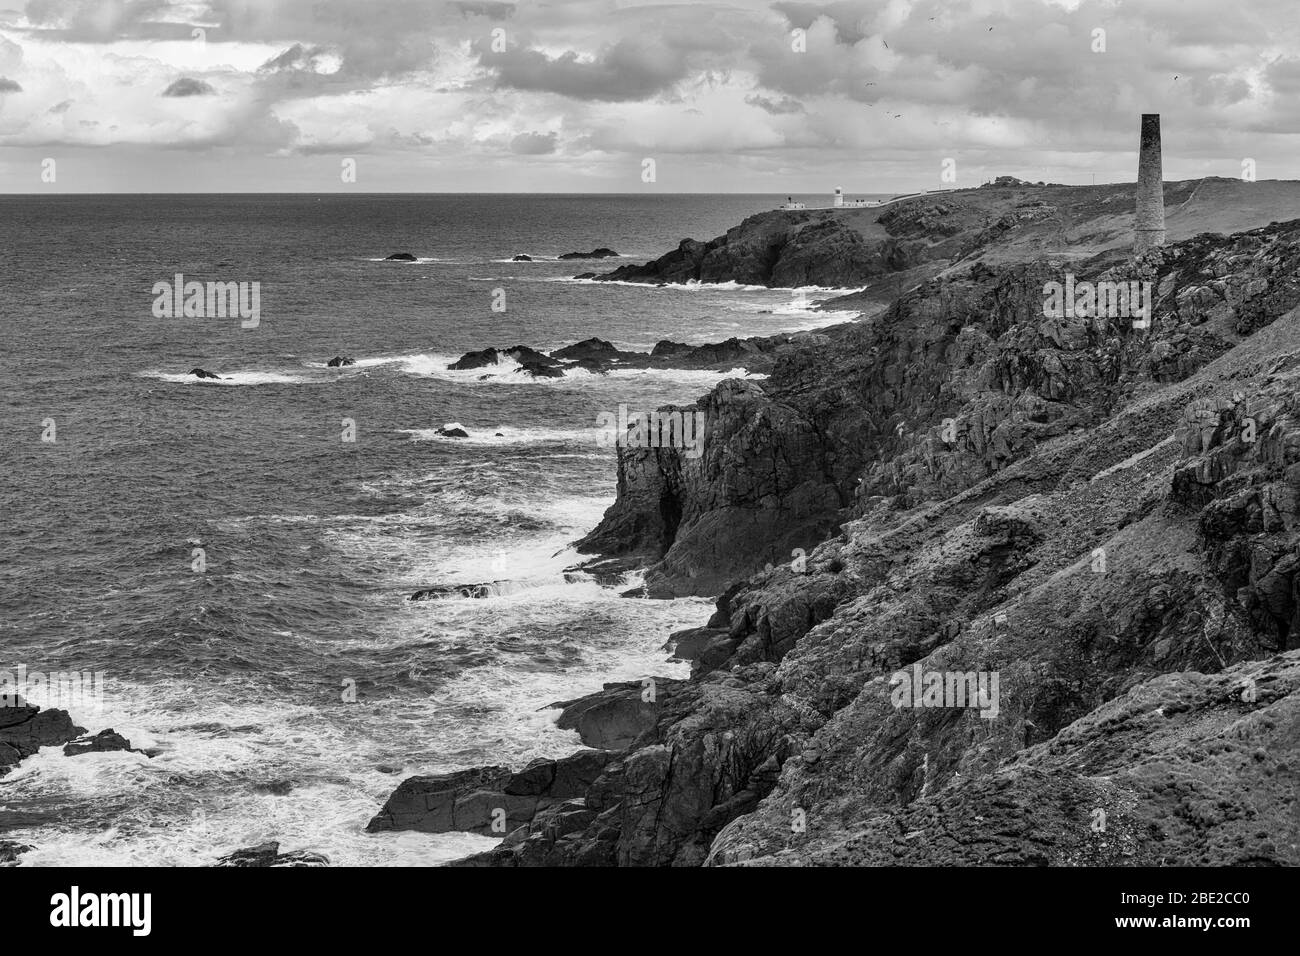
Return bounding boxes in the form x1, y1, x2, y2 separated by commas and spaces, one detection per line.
436, 425, 470, 438
1, 699, 85, 777
213, 841, 329, 867
188, 368, 222, 379
0, 841, 34, 866
326, 356, 355, 367
550, 681, 678, 751
383, 252, 417, 261
558, 248, 619, 260
367, 750, 613, 836
516, 362, 565, 378
512, 255, 533, 261
63, 728, 149, 758
410, 582, 499, 600
449, 345, 563, 372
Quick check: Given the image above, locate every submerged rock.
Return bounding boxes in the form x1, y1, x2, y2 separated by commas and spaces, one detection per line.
512, 254, 533, 261
213, 841, 329, 867
383, 252, 417, 261
187, 367, 222, 379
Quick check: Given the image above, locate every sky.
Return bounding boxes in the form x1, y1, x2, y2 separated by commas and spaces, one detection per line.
0, 0, 1297, 192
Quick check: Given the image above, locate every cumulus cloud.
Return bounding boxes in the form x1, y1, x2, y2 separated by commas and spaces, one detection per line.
509, 129, 557, 154
0, 0, 1298, 191
162, 77, 215, 96
746, 92, 804, 114
478, 37, 690, 101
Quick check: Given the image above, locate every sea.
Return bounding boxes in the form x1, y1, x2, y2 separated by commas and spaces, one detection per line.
0, 193, 870, 866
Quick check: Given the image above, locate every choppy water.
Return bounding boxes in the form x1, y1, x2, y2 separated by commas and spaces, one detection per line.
0, 194, 864, 865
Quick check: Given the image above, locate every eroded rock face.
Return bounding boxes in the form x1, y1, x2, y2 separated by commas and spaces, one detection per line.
399, 215, 1300, 868
579, 219, 1300, 598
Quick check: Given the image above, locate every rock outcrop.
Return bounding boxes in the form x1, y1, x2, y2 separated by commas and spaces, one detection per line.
369, 206, 1300, 868
1, 700, 85, 776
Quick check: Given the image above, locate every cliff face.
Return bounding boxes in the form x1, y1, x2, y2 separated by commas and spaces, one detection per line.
578, 212, 1300, 599
369, 210, 1300, 867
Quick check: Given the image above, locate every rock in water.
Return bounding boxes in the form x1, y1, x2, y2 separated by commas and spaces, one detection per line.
512, 254, 533, 261
188, 368, 222, 379
63, 729, 149, 758
0, 841, 34, 866
326, 356, 355, 367
213, 842, 329, 867
1, 698, 85, 777
557, 248, 619, 260
435, 424, 470, 438
383, 252, 417, 261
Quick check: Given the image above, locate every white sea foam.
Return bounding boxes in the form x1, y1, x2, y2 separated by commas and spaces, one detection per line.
141, 370, 318, 386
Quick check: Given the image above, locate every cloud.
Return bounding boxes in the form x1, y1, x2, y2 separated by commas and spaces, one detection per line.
0, 76, 22, 92
746, 92, 804, 114
451, 1, 514, 20
509, 129, 556, 153
162, 77, 216, 96
479, 37, 690, 101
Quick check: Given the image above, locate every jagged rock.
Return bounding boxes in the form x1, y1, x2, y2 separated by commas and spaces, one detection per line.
436, 425, 470, 438
439, 208, 1300, 868
213, 842, 330, 867
366, 750, 613, 835
0, 841, 33, 866
63, 729, 149, 758
410, 582, 497, 600
187, 368, 222, 379
1, 699, 85, 776
326, 356, 355, 367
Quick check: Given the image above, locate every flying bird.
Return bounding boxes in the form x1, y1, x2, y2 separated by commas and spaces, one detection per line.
882, 39, 889, 48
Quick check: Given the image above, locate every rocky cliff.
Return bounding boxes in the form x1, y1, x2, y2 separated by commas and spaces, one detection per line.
370, 184, 1300, 867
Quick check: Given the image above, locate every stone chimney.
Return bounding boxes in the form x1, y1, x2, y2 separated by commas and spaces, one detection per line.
1134, 113, 1165, 253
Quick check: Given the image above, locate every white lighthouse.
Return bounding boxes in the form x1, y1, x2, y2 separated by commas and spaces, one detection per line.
833, 186, 844, 207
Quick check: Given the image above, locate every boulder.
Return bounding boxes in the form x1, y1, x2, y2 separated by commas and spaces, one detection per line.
512, 255, 533, 262
326, 356, 355, 367
383, 252, 417, 261
187, 368, 222, 379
